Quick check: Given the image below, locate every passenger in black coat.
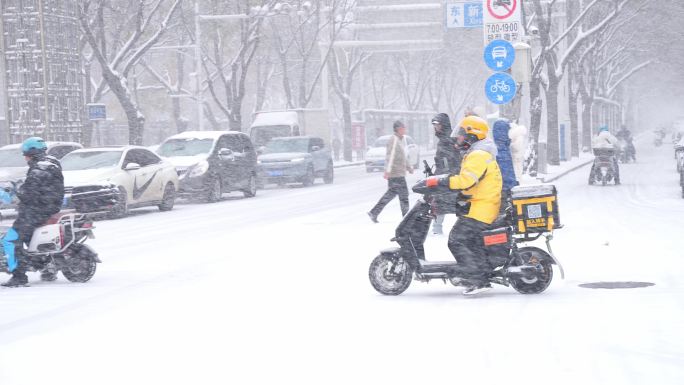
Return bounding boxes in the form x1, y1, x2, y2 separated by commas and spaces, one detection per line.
431, 113, 463, 234
14, 154, 65, 238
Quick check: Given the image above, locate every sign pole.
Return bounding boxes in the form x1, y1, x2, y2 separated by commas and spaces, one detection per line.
483, 0, 524, 116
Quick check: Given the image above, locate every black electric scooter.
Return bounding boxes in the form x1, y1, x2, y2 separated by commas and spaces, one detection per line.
589, 148, 619, 186
368, 161, 564, 296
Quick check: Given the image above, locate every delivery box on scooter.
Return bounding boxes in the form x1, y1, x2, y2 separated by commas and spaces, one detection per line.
510, 184, 561, 234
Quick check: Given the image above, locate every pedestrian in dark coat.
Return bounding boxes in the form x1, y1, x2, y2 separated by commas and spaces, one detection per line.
431, 113, 463, 234
492, 119, 519, 209
2, 137, 64, 287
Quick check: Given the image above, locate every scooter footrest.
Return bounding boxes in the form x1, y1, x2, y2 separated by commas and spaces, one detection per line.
418, 260, 462, 274
419, 260, 458, 267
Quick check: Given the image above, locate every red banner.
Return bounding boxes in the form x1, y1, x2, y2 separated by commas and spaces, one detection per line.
351, 123, 366, 150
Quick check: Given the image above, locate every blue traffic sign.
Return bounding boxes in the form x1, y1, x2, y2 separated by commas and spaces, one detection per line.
484, 39, 515, 72
446, 2, 483, 28
464, 2, 483, 27
87, 104, 106, 121
485, 72, 517, 105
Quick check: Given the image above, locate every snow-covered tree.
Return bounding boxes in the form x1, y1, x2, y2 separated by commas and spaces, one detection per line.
526, 0, 647, 165
79, 0, 183, 145
201, 0, 278, 131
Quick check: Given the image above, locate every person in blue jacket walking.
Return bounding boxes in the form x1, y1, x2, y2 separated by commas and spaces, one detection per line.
492, 120, 519, 211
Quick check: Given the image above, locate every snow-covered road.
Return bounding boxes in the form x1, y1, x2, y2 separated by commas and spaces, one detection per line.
1, 141, 683, 385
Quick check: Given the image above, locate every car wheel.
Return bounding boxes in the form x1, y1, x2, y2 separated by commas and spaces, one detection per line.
323, 162, 334, 184
206, 177, 222, 203
366, 167, 373, 173
158, 183, 176, 211
109, 187, 128, 219
302, 165, 315, 187
243, 174, 257, 198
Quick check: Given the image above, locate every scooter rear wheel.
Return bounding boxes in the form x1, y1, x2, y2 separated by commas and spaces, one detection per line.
369, 254, 413, 295
509, 247, 554, 294
62, 256, 97, 283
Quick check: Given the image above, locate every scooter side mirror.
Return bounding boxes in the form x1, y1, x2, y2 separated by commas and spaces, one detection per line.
422, 160, 434, 177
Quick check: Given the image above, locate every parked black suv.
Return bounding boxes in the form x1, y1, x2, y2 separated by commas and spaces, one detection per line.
257, 136, 334, 187
156, 131, 258, 201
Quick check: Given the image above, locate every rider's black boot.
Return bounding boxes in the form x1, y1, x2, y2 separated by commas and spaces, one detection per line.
40, 271, 57, 282
2, 251, 29, 287
2, 270, 29, 287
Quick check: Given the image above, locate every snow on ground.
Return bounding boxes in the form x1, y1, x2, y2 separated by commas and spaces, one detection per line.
0, 140, 683, 385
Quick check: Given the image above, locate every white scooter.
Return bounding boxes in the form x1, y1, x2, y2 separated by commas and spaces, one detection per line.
1, 213, 100, 283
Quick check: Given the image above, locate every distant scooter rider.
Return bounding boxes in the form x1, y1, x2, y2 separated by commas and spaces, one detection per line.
1, 137, 65, 287
616, 124, 636, 161
437, 116, 503, 295
589, 126, 620, 185
430, 113, 463, 235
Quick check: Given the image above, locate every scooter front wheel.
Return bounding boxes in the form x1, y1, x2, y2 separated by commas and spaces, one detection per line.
369, 254, 413, 295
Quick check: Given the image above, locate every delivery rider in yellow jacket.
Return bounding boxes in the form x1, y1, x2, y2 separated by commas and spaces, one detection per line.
447, 115, 503, 295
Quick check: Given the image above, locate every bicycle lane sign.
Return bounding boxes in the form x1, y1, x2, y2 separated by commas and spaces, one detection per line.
485, 72, 517, 104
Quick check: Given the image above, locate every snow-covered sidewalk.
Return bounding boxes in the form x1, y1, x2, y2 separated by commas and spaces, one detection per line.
535, 152, 595, 183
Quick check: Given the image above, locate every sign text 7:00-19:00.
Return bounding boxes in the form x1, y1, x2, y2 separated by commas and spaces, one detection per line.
485, 23, 519, 34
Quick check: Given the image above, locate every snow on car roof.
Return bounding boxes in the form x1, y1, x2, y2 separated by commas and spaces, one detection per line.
0, 141, 82, 150
251, 111, 298, 127
376, 134, 413, 139
269, 136, 313, 141
165, 131, 245, 141
69, 146, 139, 153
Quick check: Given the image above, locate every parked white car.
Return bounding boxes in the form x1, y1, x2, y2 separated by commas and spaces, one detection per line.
364, 135, 420, 173
61, 146, 179, 217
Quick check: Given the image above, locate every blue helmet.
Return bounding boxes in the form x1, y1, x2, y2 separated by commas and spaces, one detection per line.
598, 125, 609, 133
21, 137, 47, 157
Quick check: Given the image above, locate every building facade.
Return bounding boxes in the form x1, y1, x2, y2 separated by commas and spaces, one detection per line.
0, 0, 83, 144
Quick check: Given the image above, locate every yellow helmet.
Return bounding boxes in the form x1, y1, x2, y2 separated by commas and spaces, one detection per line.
458, 115, 489, 140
